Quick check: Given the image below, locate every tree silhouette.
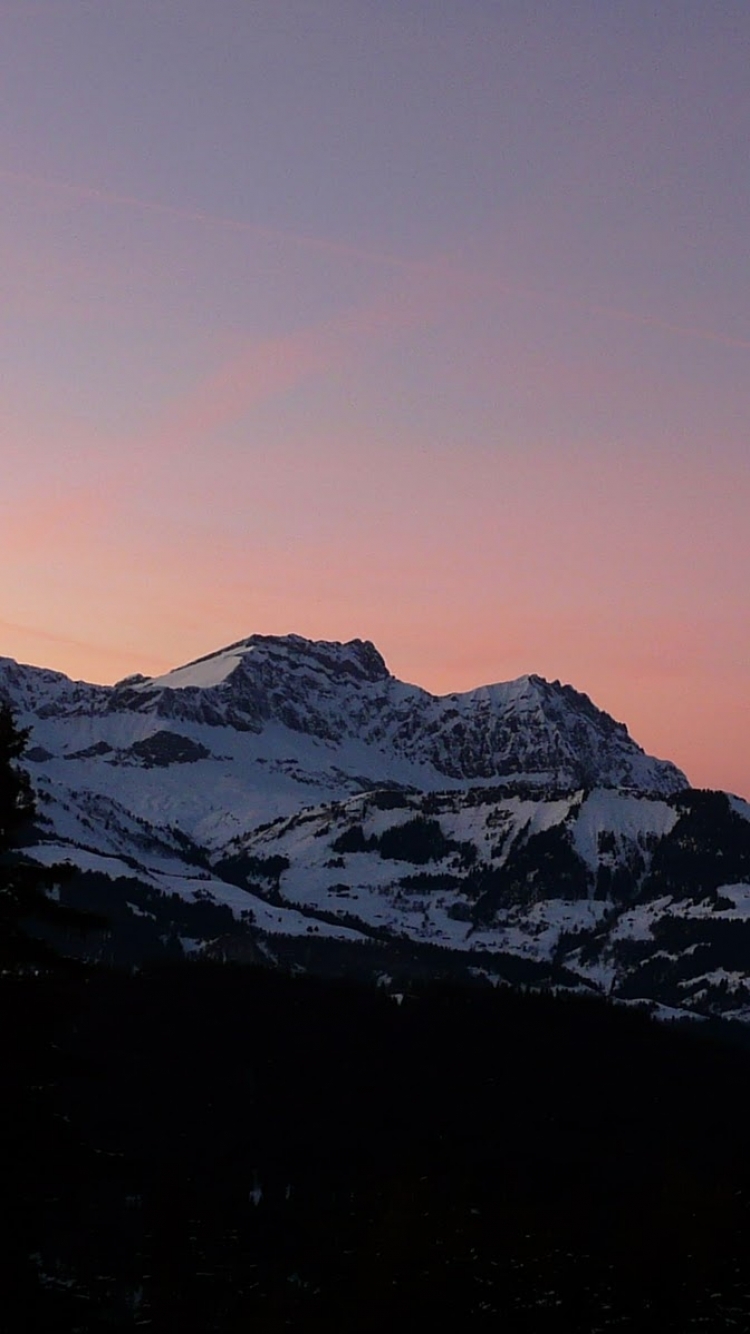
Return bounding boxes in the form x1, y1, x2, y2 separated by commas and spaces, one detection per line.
0, 701, 101, 968
0, 703, 35, 851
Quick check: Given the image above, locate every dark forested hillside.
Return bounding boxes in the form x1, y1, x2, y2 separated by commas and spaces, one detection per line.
5, 963, 750, 1331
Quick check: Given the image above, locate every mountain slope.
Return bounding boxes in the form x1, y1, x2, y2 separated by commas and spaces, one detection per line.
9, 632, 750, 1021
219, 783, 750, 1019
0, 634, 685, 844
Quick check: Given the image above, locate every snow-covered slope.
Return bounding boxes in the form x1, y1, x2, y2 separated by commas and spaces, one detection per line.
9, 633, 750, 1021
0, 633, 685, 847
217, 784, 750, 1018
114, 633, 687, 793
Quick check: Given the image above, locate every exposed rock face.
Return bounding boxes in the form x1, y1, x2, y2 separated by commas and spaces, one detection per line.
1, 635, 684, 794
125, 732, 211, 768
10, 633, 747, 1022
218, 784, 750, 1020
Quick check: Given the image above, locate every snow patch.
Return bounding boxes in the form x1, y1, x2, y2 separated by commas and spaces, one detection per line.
139, 650, 244, 692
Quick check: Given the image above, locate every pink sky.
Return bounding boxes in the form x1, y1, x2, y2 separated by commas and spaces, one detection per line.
1, 1, 749, 796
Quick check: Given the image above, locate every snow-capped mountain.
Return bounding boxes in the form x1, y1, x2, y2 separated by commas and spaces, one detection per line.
219, 783, 750, 1019
0, 630, 684, 886
112, 633, 689, 793
1, 632, 685, 820
6, 632, 750, 1021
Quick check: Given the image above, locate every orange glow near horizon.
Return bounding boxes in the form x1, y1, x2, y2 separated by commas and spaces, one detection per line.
2, 3, 749, 798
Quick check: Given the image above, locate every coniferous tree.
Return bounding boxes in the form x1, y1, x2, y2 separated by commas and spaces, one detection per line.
0, 704, 35, 849
0, 701, 101, 968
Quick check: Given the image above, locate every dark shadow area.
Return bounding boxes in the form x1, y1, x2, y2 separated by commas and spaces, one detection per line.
4, 961, 750, 1331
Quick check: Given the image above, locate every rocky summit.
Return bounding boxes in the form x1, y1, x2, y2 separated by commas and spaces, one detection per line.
4, 633, 750, 1021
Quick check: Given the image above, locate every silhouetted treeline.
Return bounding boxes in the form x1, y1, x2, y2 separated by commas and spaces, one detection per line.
4, 962, 750, 1330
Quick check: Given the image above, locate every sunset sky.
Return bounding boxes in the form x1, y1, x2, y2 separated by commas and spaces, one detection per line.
1, 1, 749, 796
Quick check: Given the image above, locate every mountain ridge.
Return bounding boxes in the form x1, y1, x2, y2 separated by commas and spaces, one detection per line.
8, 632, 750, 1023
1, 632, 687, 795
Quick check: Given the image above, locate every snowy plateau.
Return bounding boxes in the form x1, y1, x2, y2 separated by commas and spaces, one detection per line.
3, 632, 750, 1021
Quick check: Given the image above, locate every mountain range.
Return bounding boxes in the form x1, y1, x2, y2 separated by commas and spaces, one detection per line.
3, 632, 750, 1021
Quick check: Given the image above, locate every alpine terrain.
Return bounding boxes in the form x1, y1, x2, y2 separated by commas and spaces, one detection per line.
3, 632, 750, 1020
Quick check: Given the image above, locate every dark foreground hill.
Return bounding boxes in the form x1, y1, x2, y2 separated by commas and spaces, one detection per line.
5, 961, 750, 1331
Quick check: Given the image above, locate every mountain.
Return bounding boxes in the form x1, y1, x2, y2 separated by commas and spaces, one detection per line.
5, 632, 750, 1021
0, 630, 685, 809
222, 783, 750, 1020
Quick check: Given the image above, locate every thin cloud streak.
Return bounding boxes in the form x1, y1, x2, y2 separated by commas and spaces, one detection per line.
586, 301, 750, 353
138, 263, 464, 460
0, 167, 416, 272
0, 618, 171, 672
5, 167, 748, 353
462, 264, 750, 353
0, 262, 464, 548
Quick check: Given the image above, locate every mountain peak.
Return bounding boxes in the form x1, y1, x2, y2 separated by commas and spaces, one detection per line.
1, 632, 686, 797
239, 634, 391, 684
132, 634, 391, 695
